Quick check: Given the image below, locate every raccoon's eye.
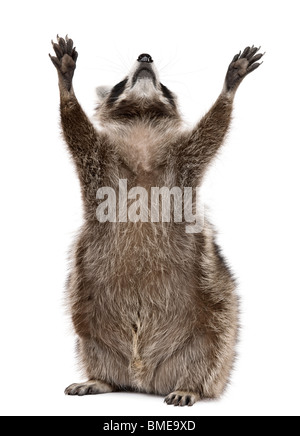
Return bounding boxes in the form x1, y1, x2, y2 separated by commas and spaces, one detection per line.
107, 78, 128, 105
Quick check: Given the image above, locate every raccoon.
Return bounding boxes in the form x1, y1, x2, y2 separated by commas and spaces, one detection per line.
49, 36, 263, 406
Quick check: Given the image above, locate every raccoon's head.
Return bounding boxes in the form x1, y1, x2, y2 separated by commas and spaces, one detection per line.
95, 54, 179, 125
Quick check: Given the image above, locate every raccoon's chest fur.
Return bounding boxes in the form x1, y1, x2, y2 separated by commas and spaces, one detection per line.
122, 125, 153, 172
107, 121, 180, 174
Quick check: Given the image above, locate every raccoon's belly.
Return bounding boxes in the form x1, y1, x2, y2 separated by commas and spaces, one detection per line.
73, 222, 198, 359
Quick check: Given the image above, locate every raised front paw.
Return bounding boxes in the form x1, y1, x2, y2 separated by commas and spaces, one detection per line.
49, 35, 78, 91
225, 46, 264, 92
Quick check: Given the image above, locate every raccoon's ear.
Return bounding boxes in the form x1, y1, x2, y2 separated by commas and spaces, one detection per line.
96, 86, 111, 102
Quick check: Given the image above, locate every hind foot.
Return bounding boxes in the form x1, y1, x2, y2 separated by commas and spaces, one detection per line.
164, 390, 200, 407
65, 379, 113, 396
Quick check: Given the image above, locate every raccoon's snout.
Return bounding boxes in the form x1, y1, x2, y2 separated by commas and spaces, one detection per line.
137, 54, 153, 63
132, 59, 156, 87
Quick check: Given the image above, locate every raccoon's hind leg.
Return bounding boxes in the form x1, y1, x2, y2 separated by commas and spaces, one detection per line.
65, 380, 113, 396
152, 312, 238, 406
64, 337, 131, 396
72, 337, 132, 393
155, 342, 234, 406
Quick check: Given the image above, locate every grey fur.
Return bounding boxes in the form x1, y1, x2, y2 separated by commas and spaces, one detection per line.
49, 37, 263, 406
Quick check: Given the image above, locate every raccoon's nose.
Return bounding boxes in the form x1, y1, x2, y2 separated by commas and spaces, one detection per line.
137, 53, 153, 63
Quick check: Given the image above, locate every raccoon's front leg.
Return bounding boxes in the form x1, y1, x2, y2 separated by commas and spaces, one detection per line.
49, 36, 106, 203
176, 45, 263, 186
49, 35, 100, 157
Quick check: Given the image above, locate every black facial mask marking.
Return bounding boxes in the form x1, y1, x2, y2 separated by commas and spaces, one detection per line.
107, 78, 128, 105
160, 83, 176, 107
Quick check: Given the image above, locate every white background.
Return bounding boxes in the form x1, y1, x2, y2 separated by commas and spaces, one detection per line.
1, 0, 299, 417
